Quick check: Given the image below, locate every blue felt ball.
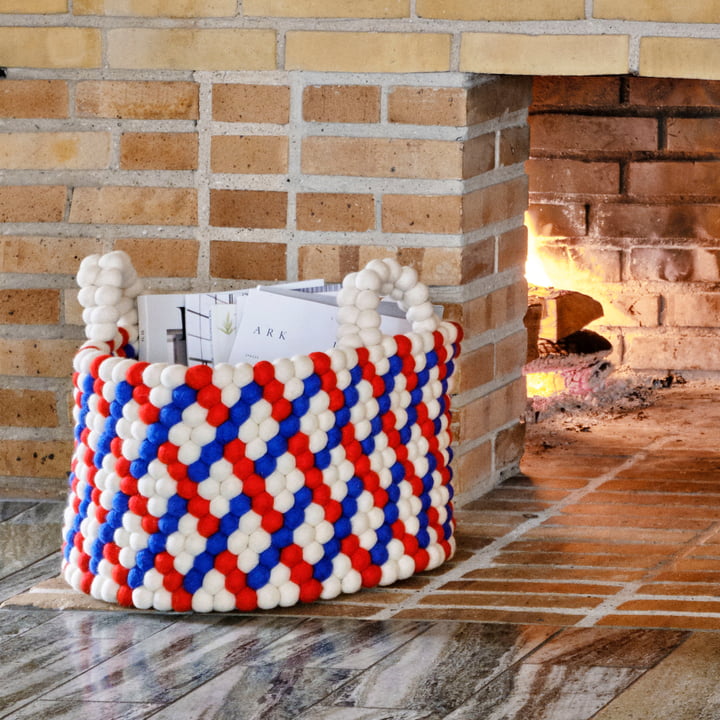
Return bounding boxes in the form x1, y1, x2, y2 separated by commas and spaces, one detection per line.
312, 558, 333, 582
370, 544, 389, 566
267, 435, 287, 458
293, 486, 313, 509
292, 396, 310, 417
334, 407, 351, 427
349, 365, 363, 384
259, 546, 280, 568
147, 424, 169, 445
246, 564, 270, 590
172, 384, 196, 409
182, 568, 203, 593
240, 381, 263, 404
205, 532, 226, 556
112, 493, 130, 514
341, 497, 357, 518
346, 477, 363, 498
229, 494, 251, 517
343, 386, 359, 407
284, 507, 305, 531
166, 495, 188, 517
127, 567, 145, 589
200, 441, 224, 466
303, 373, 322, 397
187, 460, 209, 483
230, 400, 251, 425
323, 537, 341, 559
272, 527, 294, 548
383, 504, 399, 525
334, 516, 352, 539
159, 404, 183, 428
148, 533, 167, 554
360, 437, 375, 455
279, 414, 300, 438
255, 454, 277, 478
390, 463, 405, 484
193, 551, 214, 574
416, 528, 430, 548
136, 548, 155, 572
314, 449, 332, 470
158, 514, 179, 534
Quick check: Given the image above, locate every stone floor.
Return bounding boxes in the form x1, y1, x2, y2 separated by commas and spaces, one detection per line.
1, 381, 719, 718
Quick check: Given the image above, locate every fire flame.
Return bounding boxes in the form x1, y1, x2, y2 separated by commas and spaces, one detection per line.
524, 211, 553, 287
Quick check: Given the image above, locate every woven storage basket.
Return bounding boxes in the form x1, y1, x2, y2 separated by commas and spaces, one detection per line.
62, 251, 462, 612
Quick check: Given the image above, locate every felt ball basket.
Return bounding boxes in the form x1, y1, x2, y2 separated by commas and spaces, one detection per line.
62, 251, 462, 612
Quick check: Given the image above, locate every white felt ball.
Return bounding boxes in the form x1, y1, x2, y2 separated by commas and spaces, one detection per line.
114, 526, 131, 547
77, 254, 101, 286
258, 417, 279, 442
191, 423, 216, 447
380, 561, 399, 586
355, 289, 380, 311
100, 579, 120, 604
94, 285, 123, 307
248, 529, 272, 554
116, 296, 134, 316
275, 453, 296, 476
279, 582, 300, 607
367, 507, 385, 530
221, 384, 241, 407
337, 305, 360, 325
292, 354, 314, 380
329, 349, 349, 373
237, 548, 259, 573
355, 268, 382, 293
396, 266, 418, 292
341, 569, 362, 594
202, 569, 226, 595
227, 530, 249, 555
77, 285, 98, 309
351, 513, 369, 536
403, 282, 430, 308
257, 584, 280, 610
143, 568, 163, 592
415, 318, 438, 333
118, 547, 137, 568
130, 419, 148, 440
174, 552, 194, 575
124, 278, 144, 299
238, 420, 259, 444
359, 328, 382, 347
284, 468, 305, 493
161, 364, 187, 389
273, 489, 295, 513
293, 523, 315, 546
147, 496, 168, 519
283, 376, 304, 401
121, 438, 140, 461
197, 477, 220, 500
387, 539, 404, 561
272, 357, 295, 383
153, 589, 173, 612
88, 322, 117, 342
353, 419, 371, 441
183, 404, 208, 428
308, 429, 327, 453
245, 437, 267, 461
320, 576, 342, 600
302, 541, 324, 565
340, 274, 359, 291
132, 587, 154, 610
191, 589, 214, 613
357, 308, 381, 330
108, 358, 134, 384
397, 554, 415, 579
98, 250, 129, 271
178, 513, 198, 536
358, 529, 377, 550
365, 258, 391, 283
209, 495, 229, 519
178, 441, 201, 465
407, 300, 434, 323
168, 422, 191, 446
210, 459, 232, 482
213, 590, 236, 613
149, 385, 172, 408
314, 520, 334, 544
305, 503, 325, 527
426, 545, 442, 570
239, 511, 261, 535
233, 363, 254, 387
137, 475, 155, 496
141, 363, 165, 388
96, 268, 123, 288
212, 363, 235, 389
220, 475, 242, 499
250, 399, 271, 423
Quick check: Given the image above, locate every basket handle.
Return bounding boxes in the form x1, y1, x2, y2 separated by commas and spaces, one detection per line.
336, 258, 439, 349
76, 251, 144, 349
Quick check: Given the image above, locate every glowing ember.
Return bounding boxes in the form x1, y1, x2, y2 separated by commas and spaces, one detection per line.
524, 211, 553, 287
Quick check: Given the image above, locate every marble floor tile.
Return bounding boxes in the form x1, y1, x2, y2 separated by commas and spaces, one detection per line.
7, 699, 161, 720
244, 617, 429, 670
42, 616, 304, 705
324, 622, 557, 716
148, 661, 356, 720
0, 551, 62, 603
0, 607, 59, 639
442, 662, 642, 720
0, 521, 62, 580
592, 632, 720, 719
296, 708, 433, 720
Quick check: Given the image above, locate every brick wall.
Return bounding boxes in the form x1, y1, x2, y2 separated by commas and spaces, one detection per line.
1, 63, 531, 502
528, 76, 720, 373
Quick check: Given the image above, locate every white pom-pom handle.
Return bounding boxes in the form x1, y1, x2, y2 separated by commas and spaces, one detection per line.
337, 258, 439, 349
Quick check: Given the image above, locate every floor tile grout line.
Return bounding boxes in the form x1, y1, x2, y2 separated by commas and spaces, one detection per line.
372, 440, 664, 621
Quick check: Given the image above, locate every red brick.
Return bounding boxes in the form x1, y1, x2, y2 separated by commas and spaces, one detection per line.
463, 133, 495, 178
119, 132, 198, 170
532, 76, 621, 109
666, 118, 720, 153
211, 135, 288, 174
210, 240, 286, 281
76, 80, 198, 119
498, 226, 528, 273
1, 236, 101, 274
463, 176, 528, 232
527, 159, 620, 194
0, 389, 58, 428
527, 203, 587, 237
467, 76, 533, 125
628, 77, 720, 107
625, 332, 720, 371
496, 329, 527, 378
114, 238, 199, 278
627, 161, 720, 197
530, 115, 657, 154
209, 190, 288, 229
382, 194, 461, 234
592, 203, 720, 241
499, 125, 530, 167
0, 289, 60, 324
495, 422, 525, 468
0, 80, 68, 118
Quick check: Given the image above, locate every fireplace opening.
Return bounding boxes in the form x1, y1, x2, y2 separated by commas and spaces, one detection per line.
519, 75, 720, 422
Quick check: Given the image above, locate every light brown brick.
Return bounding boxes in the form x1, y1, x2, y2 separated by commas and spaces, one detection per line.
500, 125, 530, 167
418, 0, 584, 20
0, 132, 110, 170
298, 245, 362, 283
527, 158, 620, 194
120, 132, 198, 171
640, 38, 720, 81
211, 135, 288, 174
455, 344, 495, 396
457, 282, 529, 336
496, 329, 527, 378
527, 203, 587, 237
460, 33, 629, 76
0, 0, 66, 9
0, 289, 60, 324
1, 236, 101, 274
210, 240, 286, 281
296, 193, 374, 232
463, 133, 496, 178
0, 439, 71, 479
69, 187, 197, 226
568, 247, 622, 282
286, 31, 451, 73
303, 85, 380, 123
496, 422, 525, 468
73, 0, 236, 15
0, 27, 101, 68
0, 389, 58, 428
454, 440, 493, 497
213, 84, 289, 124
114, 238, 199, 277
468, 76, 534, 125
209, 189, 287, 229
0, 80, 68, 118
665, 294, 720, 328
625, 333, 720, 371
397, 243, 494, 287
244, 0, 409, 17
498, 227, 528, 273
302, 137, 463, 179
531, 115, 657, 153
595, 0, 720, 22
0, 186, 66, 223
382, 194, 462, 234
107, 28, 276, 71
0, 338, 81, 377
388, 87, 467, 126
76, 81, 198, 119
463, 176, 528, 232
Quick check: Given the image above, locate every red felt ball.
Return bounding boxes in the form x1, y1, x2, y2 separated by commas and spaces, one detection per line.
290, 561, 314, 585
117, 585, 134, 607
214, 550, 238, 575
157, 442, 178, 464
163, 570, 183, 592
171, 588, 194, 612
120, 475, 138, 496
185, 364, 213, 390
304, 467, 323, 489
414, 548, 430, 573
78, 553, 91, 573
252, 491, 274, 516
287, 433, 310, 455
168, 462, 188, 482
133, 384, 151, 405
103, 542, 120, 564
197, 514, 220, 537
125, 362, 149, 386
271, 397, 292, 421
299, 579, 322, 604
280, 544, 304, 568
223, 439, 246, 463
176, 478, 197, 499
90, 354, 111, 378
350, 548, 371, 572
312, 484, 331, 506
188, 495, 211, 517
263, 379, 284, 403
310, 351, 332, 375
155, 551, 175, 574
96, 398, 111, 418
340, 534, 360, 556
253, 360, 275, 386
206, 403, 229, 427
138, 402, 160, 425
361, 565, 382, 588
128, 495, 148, 517
243, 474, 265, 497
324, 499, 342, 523
296, 451, 315, 472
112, 565, 129, 586
224, 568, 246, 594
260, 509, 284, 534
197, 383, 222, 409
235, 587, 258, 611
233, 457, 255, 480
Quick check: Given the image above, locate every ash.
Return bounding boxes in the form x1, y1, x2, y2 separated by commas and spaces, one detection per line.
525, 367, 686, 426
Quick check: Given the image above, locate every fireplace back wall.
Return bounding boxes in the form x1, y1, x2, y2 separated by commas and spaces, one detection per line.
528, 75, 720, 374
